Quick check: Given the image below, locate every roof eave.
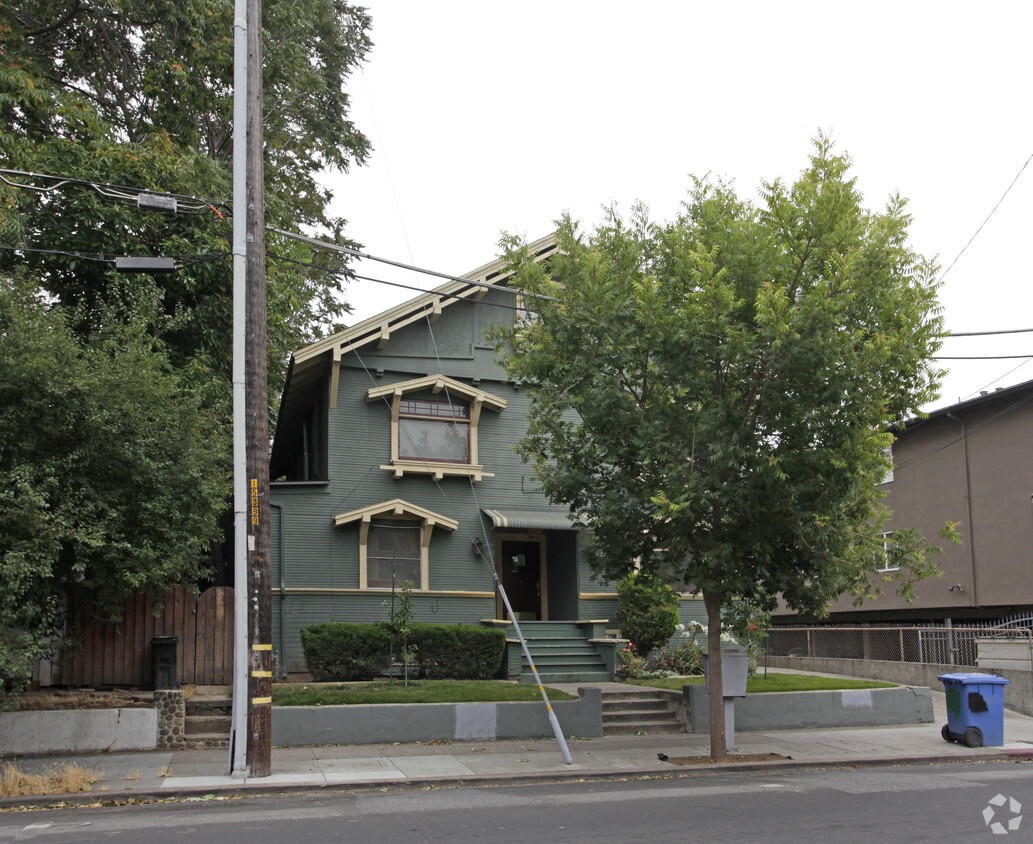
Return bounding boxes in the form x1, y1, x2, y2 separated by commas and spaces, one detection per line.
291, 232, 559, 369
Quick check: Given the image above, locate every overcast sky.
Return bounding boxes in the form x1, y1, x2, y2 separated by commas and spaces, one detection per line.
326, 0, 1033, 411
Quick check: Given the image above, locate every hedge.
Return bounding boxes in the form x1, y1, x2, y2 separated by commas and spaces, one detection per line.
300, 622, 393, 681
300, 622, 506, 682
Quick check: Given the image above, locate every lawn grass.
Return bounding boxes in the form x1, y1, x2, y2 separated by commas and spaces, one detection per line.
629, 673, 896, 693
271, 680, 575, 706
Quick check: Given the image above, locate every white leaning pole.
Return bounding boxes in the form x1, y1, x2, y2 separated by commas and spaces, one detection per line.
487, 565, 573, 765
228, 0, 249, 778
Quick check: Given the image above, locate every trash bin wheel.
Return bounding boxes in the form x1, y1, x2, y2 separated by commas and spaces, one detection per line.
941, 724, 954, 743
964, 726, 983, 748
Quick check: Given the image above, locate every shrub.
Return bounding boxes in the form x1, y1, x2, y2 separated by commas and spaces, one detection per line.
616, 645, 646, 680
412, 625, 506, 680
300, 622, 392, 681
300, 622, 506, 682
616, 572, 680, 656
452, 625, 507, 680
653, 641, 704, 675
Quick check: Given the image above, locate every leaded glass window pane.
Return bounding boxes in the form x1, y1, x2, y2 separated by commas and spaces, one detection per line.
398, 418, 469, 463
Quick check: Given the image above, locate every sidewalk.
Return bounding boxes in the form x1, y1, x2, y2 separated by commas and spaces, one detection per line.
4, 683, 1033, 808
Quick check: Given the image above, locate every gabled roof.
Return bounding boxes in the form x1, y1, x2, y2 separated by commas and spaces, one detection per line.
271, 233, 556, 476
294, 231, 559, 369
366, 373, 506, 412
333, 499, 459, 531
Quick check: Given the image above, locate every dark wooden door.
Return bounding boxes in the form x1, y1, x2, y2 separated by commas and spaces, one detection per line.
499, 539, 542, 620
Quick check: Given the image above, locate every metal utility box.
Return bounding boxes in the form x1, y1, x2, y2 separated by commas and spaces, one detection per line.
703, 651, 750, 697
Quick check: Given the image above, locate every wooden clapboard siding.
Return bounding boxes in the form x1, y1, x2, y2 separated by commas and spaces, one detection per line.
53, 586, 234, 688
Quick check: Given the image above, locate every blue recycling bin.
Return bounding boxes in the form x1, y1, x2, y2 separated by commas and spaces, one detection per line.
938, 673, 1009, 747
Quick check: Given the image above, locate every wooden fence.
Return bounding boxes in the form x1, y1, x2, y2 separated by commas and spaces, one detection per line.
37, 586, 234, 688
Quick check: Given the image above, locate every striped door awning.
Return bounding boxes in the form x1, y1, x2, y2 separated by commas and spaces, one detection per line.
480, 509, 579, 531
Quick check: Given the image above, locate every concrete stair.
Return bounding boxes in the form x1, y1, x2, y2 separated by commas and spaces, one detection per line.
517, 622, 612, 684
601, 688, 683, 735
185, 693, 232, 748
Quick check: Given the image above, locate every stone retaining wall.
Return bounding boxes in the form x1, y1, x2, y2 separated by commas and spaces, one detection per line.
154, 690, 186, 749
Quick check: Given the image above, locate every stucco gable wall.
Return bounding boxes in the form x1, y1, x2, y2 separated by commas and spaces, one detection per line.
818, 388, 1033, 618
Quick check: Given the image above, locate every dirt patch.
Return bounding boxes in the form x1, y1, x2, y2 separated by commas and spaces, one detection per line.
662, 753, 790, 766
3, 690, 154, 713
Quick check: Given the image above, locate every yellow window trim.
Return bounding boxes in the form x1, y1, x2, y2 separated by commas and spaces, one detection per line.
333, 498, 458, 591
367, 375, 505, 483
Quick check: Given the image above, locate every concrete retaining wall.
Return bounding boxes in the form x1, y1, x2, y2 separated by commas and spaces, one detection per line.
271, 688, 603, 746
0, 708, 158, 756
675, 685, 934, 732
764, 655, 1033, 718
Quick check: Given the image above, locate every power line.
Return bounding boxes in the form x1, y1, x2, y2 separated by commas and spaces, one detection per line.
2, 166, 555, 304
944, 327, 1033, 337
0, 168, 230, 217
267, 226, 559, 303
957, 358, 1033, 403
933, 354, 1033, 360
894, 391, 1033, 472
12, 169, 1033, 341
937, 150, 1033, 284
0, 243, 229, 267
265, 251, 528, 315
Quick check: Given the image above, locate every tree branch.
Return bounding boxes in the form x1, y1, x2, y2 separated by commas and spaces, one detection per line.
23, 0, 83, 39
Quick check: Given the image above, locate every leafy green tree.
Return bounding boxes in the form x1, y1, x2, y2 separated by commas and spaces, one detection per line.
615, 572, 680, 658
497, 138, 954, 758
0, 0, 372, 375
0, 272, 228, 694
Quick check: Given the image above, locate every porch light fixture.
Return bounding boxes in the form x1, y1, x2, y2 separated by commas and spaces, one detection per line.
472, 538, 484, 558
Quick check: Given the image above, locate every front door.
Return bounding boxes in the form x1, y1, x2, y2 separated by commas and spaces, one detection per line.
497, 536, 546, 621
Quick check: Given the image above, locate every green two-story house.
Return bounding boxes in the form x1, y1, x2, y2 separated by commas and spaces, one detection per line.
268, 234, 706, 680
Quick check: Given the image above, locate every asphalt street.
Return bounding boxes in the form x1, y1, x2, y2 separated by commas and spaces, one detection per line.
0, 760, 1030, 843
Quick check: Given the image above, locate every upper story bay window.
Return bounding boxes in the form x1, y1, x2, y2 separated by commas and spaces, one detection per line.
398, 398, 470, 463
367, 374, 507, 482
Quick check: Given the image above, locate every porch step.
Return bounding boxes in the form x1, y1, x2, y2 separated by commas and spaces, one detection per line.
527, 671, 614, 684
601, 689, 682, 736
523, 650, 608, 666
516, 622, 611, 684
185, 693, 232, 747
187, 714, 232, 733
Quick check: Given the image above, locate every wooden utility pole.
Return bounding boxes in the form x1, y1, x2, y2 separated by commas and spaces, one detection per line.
245, 0, 272, 778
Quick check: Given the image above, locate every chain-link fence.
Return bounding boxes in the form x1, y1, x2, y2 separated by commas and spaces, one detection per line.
767, 625, 1033, 670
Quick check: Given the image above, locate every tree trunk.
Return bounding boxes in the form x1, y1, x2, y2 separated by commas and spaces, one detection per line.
703, 589, 727, 760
